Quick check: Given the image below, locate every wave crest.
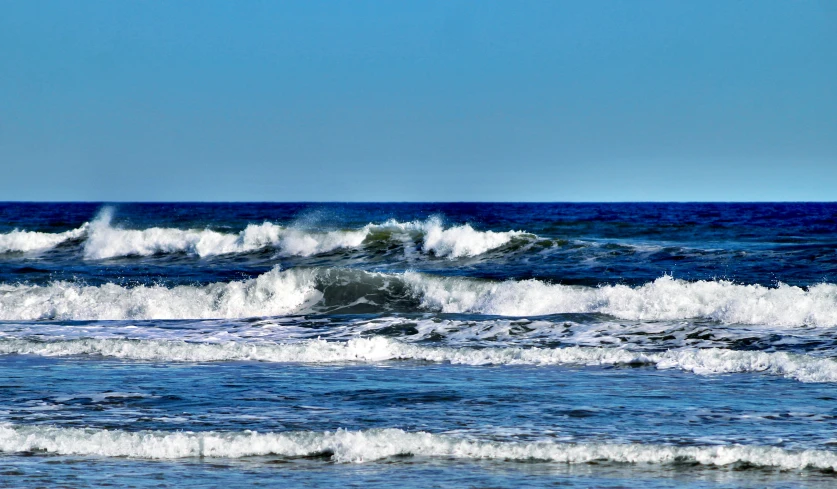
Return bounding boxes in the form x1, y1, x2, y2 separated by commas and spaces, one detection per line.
3, 337, 837, 382
0, 267, 323, 320
373, 216, 527, 258
80, 211, 529, 259
0, 224, 88, 253
3, 267, 837, 326
82, 209, 369, 259
2, 424, 836, 469
406, 273, 837, 326
0, 209, 532, 260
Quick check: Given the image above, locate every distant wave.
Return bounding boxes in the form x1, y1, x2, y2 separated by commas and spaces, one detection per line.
2, 424, 836, 469
2, 337, 837, 382
0, 224, 88, 253
0, 208, 531, 259
2, 267, 837, 326
82, 208, 371, 259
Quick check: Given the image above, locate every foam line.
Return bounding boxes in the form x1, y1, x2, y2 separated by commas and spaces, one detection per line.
2, 337, 836, 382
1, 424, 836, 469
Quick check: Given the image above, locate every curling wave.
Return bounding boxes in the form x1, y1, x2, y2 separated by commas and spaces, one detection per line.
2, 424, 836, 469
2, 267, 837, 326
2, 337, 837, 382
0, 224, 88, 254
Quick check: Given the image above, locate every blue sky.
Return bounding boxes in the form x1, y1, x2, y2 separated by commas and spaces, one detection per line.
1, 0, 835, 201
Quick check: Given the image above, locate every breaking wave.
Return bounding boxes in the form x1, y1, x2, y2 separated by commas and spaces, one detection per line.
4, 209, 530, 259
82, 208, 371, 259
85, 214, 528, 260
0, 224, 88, 254
2, 266, 837, 326
404, 274, 837, 326
2, 424, 836, 469
2, 337, 837, 382
0, 267, 323, 320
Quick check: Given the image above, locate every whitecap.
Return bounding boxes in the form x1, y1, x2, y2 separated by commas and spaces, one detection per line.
2, 337, 837, 383
3, 267, 837, 326
0, 224, 88, 253
82, 208, 368, 259
1, 424, 836, 469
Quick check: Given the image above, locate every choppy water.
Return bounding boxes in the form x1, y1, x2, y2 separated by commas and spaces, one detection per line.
2, 202, 837, 488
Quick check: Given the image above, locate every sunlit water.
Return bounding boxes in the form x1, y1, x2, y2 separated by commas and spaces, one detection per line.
2, 202, 837, 488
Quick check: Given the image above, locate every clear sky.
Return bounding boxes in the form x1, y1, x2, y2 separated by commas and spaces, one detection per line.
1, 0, 835, 202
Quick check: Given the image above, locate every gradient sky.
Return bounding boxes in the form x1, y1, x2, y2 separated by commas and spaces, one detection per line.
1, 0, 835, 201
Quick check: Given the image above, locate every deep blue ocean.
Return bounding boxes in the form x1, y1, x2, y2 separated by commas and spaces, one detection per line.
2, 202, 837, 488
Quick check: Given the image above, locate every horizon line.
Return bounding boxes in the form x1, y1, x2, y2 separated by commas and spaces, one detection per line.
1, 200, 836, 205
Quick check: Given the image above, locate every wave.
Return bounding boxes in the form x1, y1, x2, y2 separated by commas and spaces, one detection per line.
2, 337, 836, 382
2, 267, 837, 326
75, 209, 531, 259
0, 314, 822, 352
1, 424, 835, 469
0, 224, 88, 254
0, 266, 323, 320
0, 210, 530, 259
81, 208, 371, 259
374, 217, 528, 258
404, 273, 837, 326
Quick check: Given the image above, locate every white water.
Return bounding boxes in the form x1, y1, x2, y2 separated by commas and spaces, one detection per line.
0, 209, 529, 259
0, 224, 88, 253
1, 424, 835, 469
373, 216, 527, 258
0, 267, 323, 320
405, 273, 837, 327
2, 337, 836, 382
83, 208, 370, 259
2, 267, 837, 326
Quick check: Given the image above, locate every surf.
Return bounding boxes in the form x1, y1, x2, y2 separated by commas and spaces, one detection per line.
2, 337, 837, 382
3, 266, 837, 327
2, 423, 836, 469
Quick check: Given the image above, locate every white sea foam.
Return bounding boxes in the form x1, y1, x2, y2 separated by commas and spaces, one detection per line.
1, 424, 836, 469
2, 267, 837, 326
80, 210, 528, 259
2, 337, 836, 382
83, 209, 369, 259
0, 267, 322, 321
380, 216, 527, 258
0, 224, 88, 253
405, 273, 837, 327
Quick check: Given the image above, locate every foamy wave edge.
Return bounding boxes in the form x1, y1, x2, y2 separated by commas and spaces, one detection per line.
77, 209, 531, 259
1, 424, 835, 469
3, 266, 837, 326
3, 337, 836, 382
0, 224, 88, 253
0, 210, 529, 259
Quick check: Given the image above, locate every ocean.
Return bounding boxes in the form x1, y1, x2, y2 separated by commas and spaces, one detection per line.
1, 202, 837, 488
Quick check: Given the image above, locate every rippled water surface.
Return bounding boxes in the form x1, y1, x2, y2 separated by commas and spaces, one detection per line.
2, 202, 837, 488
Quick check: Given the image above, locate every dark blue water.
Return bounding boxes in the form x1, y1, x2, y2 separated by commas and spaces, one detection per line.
2, 203, 837, 488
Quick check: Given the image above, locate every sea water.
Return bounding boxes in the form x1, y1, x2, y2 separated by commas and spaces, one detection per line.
1, 202, 837, 488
